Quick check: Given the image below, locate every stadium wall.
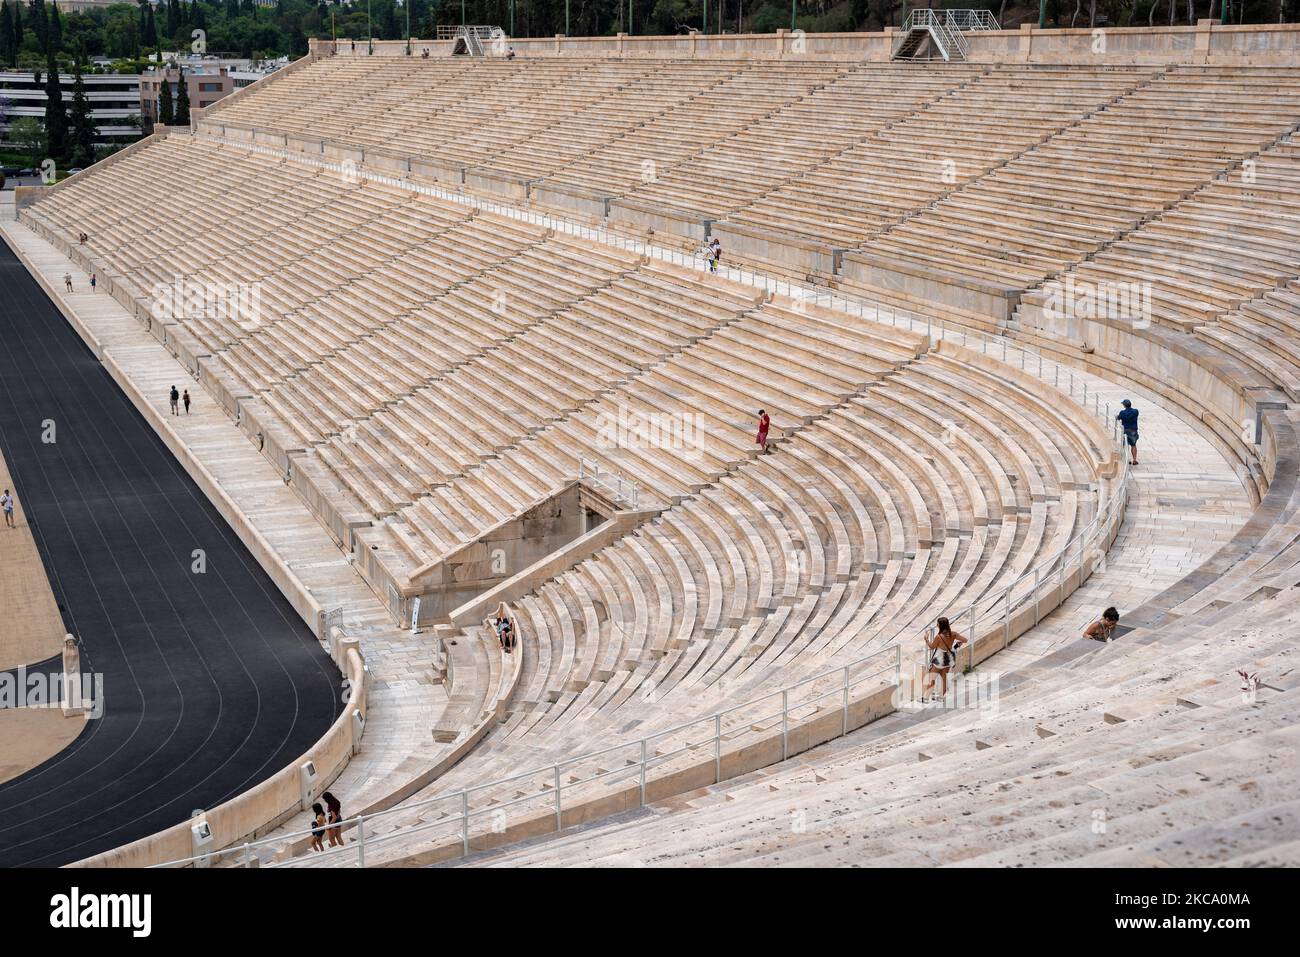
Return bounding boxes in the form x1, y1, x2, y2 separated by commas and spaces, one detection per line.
68, 640, 367, 868
316, 20, 1300, 66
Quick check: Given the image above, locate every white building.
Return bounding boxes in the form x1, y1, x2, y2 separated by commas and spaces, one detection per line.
0, 70, 140, 143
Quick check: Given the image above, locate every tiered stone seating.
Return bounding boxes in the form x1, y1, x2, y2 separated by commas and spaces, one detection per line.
854, 66, 1300, 296
1199, 281, 1300, 402
381, 296, 927, 568
26, 49, 1300, 869
608, 64, 974, 230
1018, 139, 1300, 340
479, 61, 736, 182
475, 581, 1300, 867
211, 56, 473, 145
529, 62, 850, 203
717, 65, 1152, 254
313, 257, 750, 522
311, 332, 1112, 866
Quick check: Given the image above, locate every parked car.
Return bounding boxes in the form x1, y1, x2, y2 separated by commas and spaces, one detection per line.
67, 168, 84, 175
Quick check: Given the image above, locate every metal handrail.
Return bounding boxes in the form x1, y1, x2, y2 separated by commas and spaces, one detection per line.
897, 10, 953, 60
154, 132, 1136, 870
152, 644, 903, 869
578, 456, 641, 509
896, 8, 998, 60
944, 10, 1001, 31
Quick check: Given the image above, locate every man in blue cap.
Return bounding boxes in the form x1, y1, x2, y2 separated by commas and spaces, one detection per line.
1116, 399, 1139, 467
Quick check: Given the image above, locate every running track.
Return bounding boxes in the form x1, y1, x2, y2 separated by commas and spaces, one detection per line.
0, 242, 341, 867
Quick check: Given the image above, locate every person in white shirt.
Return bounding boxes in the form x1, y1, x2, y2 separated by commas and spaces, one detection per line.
2, 489, 14, 528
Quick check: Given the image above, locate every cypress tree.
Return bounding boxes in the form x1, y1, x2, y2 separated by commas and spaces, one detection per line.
157, 68, 173, 126
43, 49, 66, 163
29, 0, 46, 53
174, 66, 189, 126
144, 4, 156, 48
47, 0, 61, 53
0, 4, 14, 70
12, 1, 21, 48
69, 54, 94, 167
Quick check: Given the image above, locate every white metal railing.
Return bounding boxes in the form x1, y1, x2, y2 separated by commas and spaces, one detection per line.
578, 456, 641, 509
436, 25, 505, 56
943, 9, 1001, 31
159, 130, 1135, 870
152, 644, 903, 869
893, 9, 998, 60
894, 9, 962, 60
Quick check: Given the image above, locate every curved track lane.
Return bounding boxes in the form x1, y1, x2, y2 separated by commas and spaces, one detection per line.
0, 244, 341, 867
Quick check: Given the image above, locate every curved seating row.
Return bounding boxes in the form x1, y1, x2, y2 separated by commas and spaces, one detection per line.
309, 332, 1113, 866
476, 574, 1300, 867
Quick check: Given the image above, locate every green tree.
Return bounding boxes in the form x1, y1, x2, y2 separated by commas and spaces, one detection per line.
104, 7, 141, 58
47, 0, 60, 52
174, 66, 189, 125
157, 68, 173, 125
68, 54, 94, 167
28, 0, 47, 53
43, 49, 66, 161
9, 115, 46, 163
0, 3, 15, 68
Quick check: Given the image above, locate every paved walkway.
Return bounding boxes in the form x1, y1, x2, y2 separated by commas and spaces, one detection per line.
998, 368, 1252, 669
0, 220, 449, 851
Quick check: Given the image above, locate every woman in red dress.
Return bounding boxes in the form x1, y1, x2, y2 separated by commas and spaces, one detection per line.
756, 409, 771, 453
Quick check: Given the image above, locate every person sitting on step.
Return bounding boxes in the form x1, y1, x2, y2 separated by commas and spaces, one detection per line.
488, 602, 516, 654
1084, 607, 1120, 643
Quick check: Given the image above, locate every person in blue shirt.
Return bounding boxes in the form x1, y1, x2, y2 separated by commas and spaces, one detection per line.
1116, 399, 1139, 466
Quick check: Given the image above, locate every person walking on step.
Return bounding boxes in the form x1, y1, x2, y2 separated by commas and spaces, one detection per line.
1, 489, 14, 529
1116, 399, 1140, 467
710, 237, 722, 274
756, 409, 772, 454
323, 791, 344, 848
183, 389, 191, 415
310, 802, 327, 853
89, 272, 96, 293
923, 617, 967, 702
63, 273, 73, 293
169, 385, 180, 416
1084, 607, 1120, 643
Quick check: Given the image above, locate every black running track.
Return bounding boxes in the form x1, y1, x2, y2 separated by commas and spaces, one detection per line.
0, 242, 341, 867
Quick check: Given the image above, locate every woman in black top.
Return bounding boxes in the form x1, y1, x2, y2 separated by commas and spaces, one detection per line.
323, 792, 343, 847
